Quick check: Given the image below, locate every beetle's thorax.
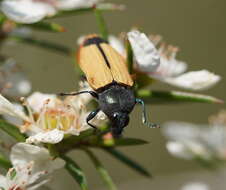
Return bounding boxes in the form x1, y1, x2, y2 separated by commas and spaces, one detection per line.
98, 83, 135, 117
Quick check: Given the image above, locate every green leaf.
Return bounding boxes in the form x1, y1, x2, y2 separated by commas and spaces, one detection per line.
61, 155, 88, 190
0, 119, 25, 142
136, 90, 224, 104
22, 22, 66, 32
56, 129, 94, 154
84, 149, 117, 190
113, 138, 149, 146
135, 73, 155, 89
94, 8, 108, 41
0, 152, 12, 169
0, 15, 6, 26
8, 35, 72, 55
126, 39, 133, 73
87, 137, 149, 147
53, 3, 125, 18
104, 148, 151, 177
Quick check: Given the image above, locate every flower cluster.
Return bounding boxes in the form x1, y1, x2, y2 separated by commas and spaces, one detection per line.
1, 82, 107, 144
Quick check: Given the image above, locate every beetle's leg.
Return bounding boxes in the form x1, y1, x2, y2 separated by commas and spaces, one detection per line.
86, 108, 101, 130
58, 91, 98, 99
135, 98, 160, 128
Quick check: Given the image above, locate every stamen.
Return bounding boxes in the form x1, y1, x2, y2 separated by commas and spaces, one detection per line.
20, 97, 35, 123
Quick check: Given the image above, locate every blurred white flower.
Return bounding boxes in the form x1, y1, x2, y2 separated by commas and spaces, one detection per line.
0, 82, 107, 144
0, 58, 32, 98
127, 30, 220, 90
1, 0, 56, 24
209, 110, 226, 126
1, 0, 117, 24
181, 182, 210, 190
166, 141, 194, 159
163, 121, 226, 161
0, 143, 65, 190
108, 35, 126, 56
56, 0, 100, 10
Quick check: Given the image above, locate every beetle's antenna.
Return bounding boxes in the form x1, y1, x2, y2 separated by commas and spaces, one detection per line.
135, 98, 160, 128
58, 91, 98, 99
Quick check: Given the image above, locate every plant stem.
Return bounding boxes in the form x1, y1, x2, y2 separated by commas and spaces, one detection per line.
84, 148, 117, 190
94, 8, 109, 41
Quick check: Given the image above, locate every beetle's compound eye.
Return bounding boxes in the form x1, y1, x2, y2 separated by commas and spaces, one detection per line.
112, 112, 129, 128
113, 112, 120, 118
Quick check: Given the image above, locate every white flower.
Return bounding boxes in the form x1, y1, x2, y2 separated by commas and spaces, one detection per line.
158, 70, 220, 91
1, 0, 56, 24
0, 94, 28, 121
0, 143, 65, 190
127, 30, 160, 73
0, 82, 107, 144
128, 30, 221, 90
162, 122, 226, 160
27, 92, 57, 113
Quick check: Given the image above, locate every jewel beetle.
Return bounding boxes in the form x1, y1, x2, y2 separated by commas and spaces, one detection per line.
60, 34, 158, 137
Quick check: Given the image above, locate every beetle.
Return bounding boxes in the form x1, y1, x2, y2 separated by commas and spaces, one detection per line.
59, 34, 158, 136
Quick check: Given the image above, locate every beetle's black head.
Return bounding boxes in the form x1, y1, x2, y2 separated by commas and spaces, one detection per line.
110, 112, 130, 137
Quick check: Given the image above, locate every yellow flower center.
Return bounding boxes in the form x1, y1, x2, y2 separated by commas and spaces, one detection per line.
41, 109, 77, 131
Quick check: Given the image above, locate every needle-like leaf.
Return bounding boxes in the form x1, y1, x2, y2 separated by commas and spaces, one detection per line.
94, 8, 108, 41
0, 152, 12, 169
84, 149, 117, 190
0, 119, 25, 142
22, 22, 66, 32
61, 155, 88, 190
8, 35, 72, 55
104, 148, 151, 177
136, 90, 224, 104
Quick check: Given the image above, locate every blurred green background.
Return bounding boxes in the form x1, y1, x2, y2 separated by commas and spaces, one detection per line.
3, 0, 226, 189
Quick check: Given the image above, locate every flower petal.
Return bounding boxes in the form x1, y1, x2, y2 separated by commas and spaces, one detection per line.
0, 175, 7, 188
160, 70, 221, 90
27, 92, 57, 113
0, 94, 29, 121
10, 142, 65, 172
152, 56, 187, 77
127, 30, 160, 73
26, 129, 64, 144
1, 0, 56, 24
